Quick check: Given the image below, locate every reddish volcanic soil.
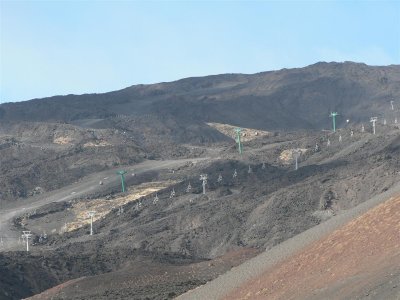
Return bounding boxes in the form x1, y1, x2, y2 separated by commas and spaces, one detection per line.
225, 196, 400, 300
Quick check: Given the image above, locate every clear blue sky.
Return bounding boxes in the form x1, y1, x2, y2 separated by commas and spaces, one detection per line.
1, 0, 399, 103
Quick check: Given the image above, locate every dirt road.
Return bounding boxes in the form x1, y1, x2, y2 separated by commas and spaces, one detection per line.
0, 158, 206, 251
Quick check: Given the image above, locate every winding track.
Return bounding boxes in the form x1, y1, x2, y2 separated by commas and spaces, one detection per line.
0, 158, 206, 251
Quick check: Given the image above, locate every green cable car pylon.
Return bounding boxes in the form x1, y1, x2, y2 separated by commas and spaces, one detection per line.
234, 128, 243, 154
329, 112, 339, 132
116, 170, 127, 193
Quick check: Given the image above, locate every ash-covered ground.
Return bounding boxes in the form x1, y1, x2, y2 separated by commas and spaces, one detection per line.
1, 124, 399, 300
1, 62, 400, 300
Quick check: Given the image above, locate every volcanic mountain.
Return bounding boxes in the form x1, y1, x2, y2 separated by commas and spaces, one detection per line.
0, 62, 400, 300
1, 62, 399, 203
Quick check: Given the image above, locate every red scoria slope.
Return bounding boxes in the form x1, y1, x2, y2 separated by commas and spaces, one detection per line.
225, 195, 400, 300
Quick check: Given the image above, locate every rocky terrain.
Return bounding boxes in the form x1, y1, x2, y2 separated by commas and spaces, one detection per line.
1, 61, 399, 204
223, 194, 400, 300
0, 62, 399, 300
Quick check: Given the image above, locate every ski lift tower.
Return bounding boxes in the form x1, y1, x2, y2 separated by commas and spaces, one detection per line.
153, 193, 159, 204
116, 170, 127, 193
87, 211, 96, 236
330, 112, 339, 132
186, 182, 192, 193
294, 150, 301, 171
370, 117, 378, 135
234, 128, 243, 154
22, 231, 32, 252
217, 174, 223, 183
200, 174, 208, 195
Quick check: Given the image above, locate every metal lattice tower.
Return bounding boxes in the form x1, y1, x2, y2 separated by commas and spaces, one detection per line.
200, 174, 208, 195
217, 174, 223, 183
116, 170, 128, 193
186, 182, 192, 193
117, 206, 124, 216
22, 231, 32, 252
153, 193, 159, 204
234, 128, 243, 154
330, 112, 339, 132
87, 211, 96, 236
370, 117, 378, 135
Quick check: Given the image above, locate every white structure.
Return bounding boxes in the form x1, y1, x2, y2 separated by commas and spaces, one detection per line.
233, 169, 237, 178
339, 135, 342, 143
153, 193, 159, 204
383, 119, 387, 125
87, 211, 96, 236
361, 124, 365, 133
200, 174, 208, 195
22, 231, 32, 252
395, 118, 398, 124
370, 117, 378, 135
117, 206, 124, 216
248, 165, 252, 174
135, 201, 142, 211
262, 162, 266, 169
217, 174, 223, 183
391, 100, 394, 111
350, 130, 354, 137
186, 182, 192, 193
315, 143, 319, 152
327, 139, 331, 147
170, 188, 176, 198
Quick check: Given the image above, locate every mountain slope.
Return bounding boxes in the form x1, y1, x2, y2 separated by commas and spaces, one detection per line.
1, 62, 399, 131
1, 62, 399, 204
224, 194, 400, 300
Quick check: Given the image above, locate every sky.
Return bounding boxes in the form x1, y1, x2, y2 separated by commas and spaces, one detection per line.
1, 0, 399, 103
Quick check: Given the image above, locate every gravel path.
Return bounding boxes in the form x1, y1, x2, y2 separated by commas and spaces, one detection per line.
177, 181, 400, 300
0, 158, 207, 251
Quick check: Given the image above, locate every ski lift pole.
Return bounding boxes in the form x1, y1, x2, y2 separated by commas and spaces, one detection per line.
234, 128, 243, 154
116, 170, 127, 193
330, 112, 339, 132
